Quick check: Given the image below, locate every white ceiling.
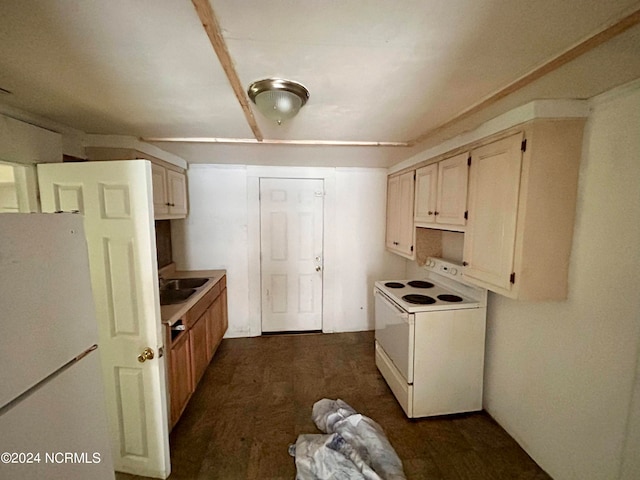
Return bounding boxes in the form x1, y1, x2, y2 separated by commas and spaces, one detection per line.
0, 0, 639, 167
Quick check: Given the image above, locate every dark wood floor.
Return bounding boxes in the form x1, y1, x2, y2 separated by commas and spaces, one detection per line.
117, 331, 551, 479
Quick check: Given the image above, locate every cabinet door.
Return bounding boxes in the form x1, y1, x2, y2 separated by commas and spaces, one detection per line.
151, 163, 169, 216
190, 314, 209, 387
414, 163, 438, 223
436, 152, 468, 226
464, 133, 523, 291
206, 296, 223, 361
169, 331, 192, 428
221, 288, 228, 334
167, 170, 188, 216
396, 170, 415, 257
385, 175, 400, 250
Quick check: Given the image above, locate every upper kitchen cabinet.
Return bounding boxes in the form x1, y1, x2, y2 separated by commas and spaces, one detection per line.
86, 147, 188, 220
152, 163, 188, 219
414, 152, 469, 230
386, 170, 415, 260
463, 118, 586, 300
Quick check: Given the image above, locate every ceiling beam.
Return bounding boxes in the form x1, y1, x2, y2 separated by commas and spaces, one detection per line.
409, 6, 640, 147
142, 137, 409, 147
191, 0, 263, 141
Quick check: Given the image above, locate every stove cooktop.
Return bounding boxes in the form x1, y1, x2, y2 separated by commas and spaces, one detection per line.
376, 258, 487, 312
376, 278, 481, 312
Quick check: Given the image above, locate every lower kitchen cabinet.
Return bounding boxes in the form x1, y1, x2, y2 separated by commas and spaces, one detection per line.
190, 313, 209, 387
221, 288, 228, 333
168, 327, 192, 428
166, 275, 228, 430
206, 294, 223, 362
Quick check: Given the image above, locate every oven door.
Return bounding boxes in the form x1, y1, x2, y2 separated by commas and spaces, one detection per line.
374, 288, 414, 383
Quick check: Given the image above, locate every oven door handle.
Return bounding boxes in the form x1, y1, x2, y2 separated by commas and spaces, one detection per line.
375, 289, 410, 322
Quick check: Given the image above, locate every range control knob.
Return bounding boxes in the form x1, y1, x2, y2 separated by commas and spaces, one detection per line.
450, 268, 458, 275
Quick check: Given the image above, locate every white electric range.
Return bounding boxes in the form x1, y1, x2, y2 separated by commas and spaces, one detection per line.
374, 257, 488, 418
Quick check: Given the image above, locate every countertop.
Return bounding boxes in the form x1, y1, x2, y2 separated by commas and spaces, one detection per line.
160, 268, 226, 326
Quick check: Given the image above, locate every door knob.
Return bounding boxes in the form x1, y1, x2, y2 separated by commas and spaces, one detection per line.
315, 266, 322, 272
137, 347, 155, 363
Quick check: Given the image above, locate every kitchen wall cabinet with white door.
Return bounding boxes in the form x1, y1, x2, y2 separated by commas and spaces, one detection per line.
463, 118, 586, 300
151, 163, 188, 219
414, 152, 469, 231
385, 170, 415, 259
85, 147, 188, 220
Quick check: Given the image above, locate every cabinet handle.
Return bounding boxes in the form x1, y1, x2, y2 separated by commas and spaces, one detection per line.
434, 211, 439, 216
428, 211, 433, 215
462, 261, 469, 266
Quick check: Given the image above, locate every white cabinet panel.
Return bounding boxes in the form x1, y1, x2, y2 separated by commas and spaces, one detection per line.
414, 152, 468, 230
463, 118, 585, 300
152, 163, 187, 219
386, 170, 415, 259
464, 134, 522, 292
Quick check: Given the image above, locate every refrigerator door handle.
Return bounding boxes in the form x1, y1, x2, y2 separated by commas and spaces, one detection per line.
75, 344, 98, 362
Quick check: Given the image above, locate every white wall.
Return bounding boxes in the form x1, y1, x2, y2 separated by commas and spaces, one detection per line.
0, 113, 62, 164
483, 83, 640, 479
334, 168, 407, 331
172, 164, 405, 337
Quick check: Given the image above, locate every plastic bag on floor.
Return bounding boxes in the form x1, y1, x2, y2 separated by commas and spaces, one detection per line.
290, 399, 406, 480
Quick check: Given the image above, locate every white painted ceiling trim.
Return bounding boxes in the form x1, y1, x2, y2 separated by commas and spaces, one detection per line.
83, 135, 188, 169
389, 99, 589, 174
142, 137, 408, 147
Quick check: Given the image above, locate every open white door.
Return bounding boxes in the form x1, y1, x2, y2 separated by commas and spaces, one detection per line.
38, 161, 170, 479
260, 178, 324, 332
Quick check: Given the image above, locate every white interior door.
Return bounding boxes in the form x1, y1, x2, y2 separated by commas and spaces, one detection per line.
260, 178, 324, 332
38, 161, 170, 479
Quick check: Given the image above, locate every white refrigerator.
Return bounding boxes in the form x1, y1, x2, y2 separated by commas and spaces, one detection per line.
0, 213, 115, 480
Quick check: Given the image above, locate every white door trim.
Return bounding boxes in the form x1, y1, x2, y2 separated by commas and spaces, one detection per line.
246, 166, 337, 336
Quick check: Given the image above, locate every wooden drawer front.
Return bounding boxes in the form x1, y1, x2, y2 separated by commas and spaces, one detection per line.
190, 314, 209, 387
186, 282, 220, 328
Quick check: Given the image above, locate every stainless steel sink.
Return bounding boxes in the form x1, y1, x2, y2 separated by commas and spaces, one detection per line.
159, 288, 196, 305
164, 277, 209, 290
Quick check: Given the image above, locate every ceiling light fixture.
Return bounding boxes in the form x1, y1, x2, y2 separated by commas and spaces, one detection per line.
247, 78, 309, 125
